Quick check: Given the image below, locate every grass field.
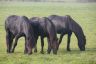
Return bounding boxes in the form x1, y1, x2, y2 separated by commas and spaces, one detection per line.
0, 2, 96, 64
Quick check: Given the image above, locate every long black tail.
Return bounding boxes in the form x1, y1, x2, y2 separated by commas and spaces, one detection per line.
43, 17, 57, 40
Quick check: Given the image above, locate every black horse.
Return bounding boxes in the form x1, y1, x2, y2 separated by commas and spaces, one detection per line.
30, 17, 59, 54
5, 15, 36, 54
48, 15, 86, 51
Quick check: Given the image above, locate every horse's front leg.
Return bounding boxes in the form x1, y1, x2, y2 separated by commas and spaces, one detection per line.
47, 38, 51, 54
58, 34, 64, 50
34, 36, 38, 53
26, 38, 33, 55
59, 34, 64, 45
34, 45, 37, 53
40, 37, 44, 54
11, 34, 20, 53
24, 37, 28, 54
67, 32, 72, 51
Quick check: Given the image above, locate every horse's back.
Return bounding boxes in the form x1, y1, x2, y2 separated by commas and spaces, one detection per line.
5, 15, 20, 34
30, 17, 55, 37
5, 15, 31, 35
5, 15, 19, 28
48, 15, 69, 33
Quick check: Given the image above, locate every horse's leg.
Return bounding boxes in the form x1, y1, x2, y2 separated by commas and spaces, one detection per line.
47, 38, 51, 54
6, 31, 11, 53
67, 32, 72, 51
26, 43, 32, 55
26, 38, 33, 55
57, 34, 65, 50
6, 31, 14, 53
24, 37, 28, 54
59, 34, 64, 45
34, 44, 37, 53
40, 37, 44, 54
34, 36, 38, 53
11, 34, 21, 53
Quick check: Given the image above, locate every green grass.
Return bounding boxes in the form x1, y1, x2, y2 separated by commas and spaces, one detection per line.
0, 2, 96, 64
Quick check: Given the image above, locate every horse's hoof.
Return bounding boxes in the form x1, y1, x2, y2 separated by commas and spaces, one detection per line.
7, 51, 12, 53
24, 52, 26, 54
53, 51, 57, 55
67, 50, 71, 51
80, 49, 85, 51
47, 53, 50, 54
47, 52, 51, 54
7, 50, 11, 53
7, 52, 11, 53
24, 51, 27, 54
11, 50, 14, 53
53, 52, 57, 55
28, 52, 32, 55
24, 50, 28, 54
34, 50, 37, 53
40, 51, 44, 54
67, 49, 71, 51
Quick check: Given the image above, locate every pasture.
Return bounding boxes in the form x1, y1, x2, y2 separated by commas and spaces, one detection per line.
0, 2, 96, 64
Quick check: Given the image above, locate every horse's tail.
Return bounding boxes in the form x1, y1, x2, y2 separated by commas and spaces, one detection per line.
43, 17, 57, 40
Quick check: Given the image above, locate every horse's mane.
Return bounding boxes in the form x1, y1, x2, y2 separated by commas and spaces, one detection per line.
67, 15, 85, 38
49, 15, 85, 39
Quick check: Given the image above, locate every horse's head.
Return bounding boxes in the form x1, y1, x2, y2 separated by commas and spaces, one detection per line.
53, 38, 59, 54
78, 35, 86, 51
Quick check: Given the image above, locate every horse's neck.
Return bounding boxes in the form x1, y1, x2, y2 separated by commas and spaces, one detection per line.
74, 28, 84, 42
70, 20, 84, 41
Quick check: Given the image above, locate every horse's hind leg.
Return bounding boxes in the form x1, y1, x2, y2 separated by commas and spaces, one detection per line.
6, 31, 14, 53
67, 32, 72, 51
11, 34, 20, 53
40, 37, 44, 54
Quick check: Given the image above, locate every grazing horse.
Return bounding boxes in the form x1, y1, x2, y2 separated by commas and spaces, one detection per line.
30, 17, 59, 54
48, 15, 86, 51
5, 15, 35, 54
